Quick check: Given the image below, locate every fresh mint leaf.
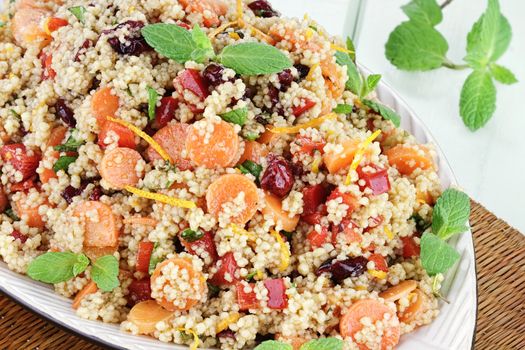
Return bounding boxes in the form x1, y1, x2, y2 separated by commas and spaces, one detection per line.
385, 21, 448, 71
333, 104, 353, 114
91, 255, 120, 292
218, 42, 292, 75
54, 135, 85, 152
220, 107, 248, 126
238, 160, 263, 180
246, 270, 257, 281
432, 188, 470, 240
244, 132, 259, 141
361, 74, 382, 97
142, 24, 196, 64
181, 228, 204, 242
191, 24, 214, 63
464, 0, 511, 67
27, 252, 89, 284
207, 282, 220, 297
148, 242, 159, 275
68, 6, 86, 24
420, 232, 460, 275
459, 70, 496, 131
53, 156, 77, 173
301, 338, 343, 350
490, 63, 518, 84
362, 99, 401, 127
147, 86, 158, 121
254, 340, 292, 350
5, 208, 19, 221
335, 51, 362, 96
401, 0, 442, 26
346, 36, 356, 62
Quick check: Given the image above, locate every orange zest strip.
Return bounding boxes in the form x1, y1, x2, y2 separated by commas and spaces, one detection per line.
208, 21, 238, 39
176, 328, 200, 350
124, 186, 196, 209
331, 43, 355, 55
106, 117, 172, 164
216, 313, 241, 334
345, 129, 382, 185
271, 229, 290, 272
269, 113, 337, 134
236, 0, 244, 27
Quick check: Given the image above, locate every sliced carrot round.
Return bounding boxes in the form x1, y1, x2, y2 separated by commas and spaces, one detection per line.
206, 174, 259, 225
14, 194, 48, 229
179, 0, 227, 27
72, 280, 98, 309
379, 280, 418, 302
398, 288, 428, 323
151, 257, 206, 311
91, 87, 120, 125
185, 119, 240, 169
323, 139, 361, 174
238, 141, 268, 165
261, 191, 299, 232
340, 299, 400, 350
128, 300, 173, 335
11, 7, 51, 48
145, 123, 192, 170
46, 125, 68, 148
100, 147, 143, 189
73, 201, 120, 248
384, 144, 433, 175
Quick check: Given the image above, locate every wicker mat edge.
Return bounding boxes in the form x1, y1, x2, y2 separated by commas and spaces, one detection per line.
0, 201, 524, 350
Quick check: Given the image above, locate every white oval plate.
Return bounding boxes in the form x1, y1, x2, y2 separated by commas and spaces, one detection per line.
0, 67, 477, 349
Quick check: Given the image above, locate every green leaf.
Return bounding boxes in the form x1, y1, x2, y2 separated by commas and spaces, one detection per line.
361, 74, 382, 97
181, 228, 204, 242
420, 232, 460, 275
53, 156, 77, 173
148, 242, 159, 275
220, 107, 248, 126
346, 36, 356, 61
333, 103, 353, 114
254, 340, 292, 350
27, 252, 89, 284
146, 86, 158, 121
335, 51, 362, 96
68, 6, 86, 24
301, 338, 344, 350
432, 188, 470, 240
401, 0, 443, 26
54, 135, 85, 152
490, 63, 518, 84
218, 42, 292, 75
5, 208, 19, 221
362, 99, 401, 127
142, 24, 197, 64
385, 21, 448, 71
91, 255, 120, 292
207, 282, 221, 297
10, 109, 20, 118
244, 132, 260, 141
464, 0, 511, 66
459, 70, 496, 131
191, 24, 214, 63
238, 160, 263, 180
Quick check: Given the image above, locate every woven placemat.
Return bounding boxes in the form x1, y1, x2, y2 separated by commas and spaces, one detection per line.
0, 201, 523, 350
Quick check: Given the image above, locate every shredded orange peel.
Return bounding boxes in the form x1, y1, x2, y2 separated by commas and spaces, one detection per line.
177, 328, 200, 350
208, 20, 238, 39
306, 63, 319, 81
384, 226, 394, 240
345, 129, 382, 185
124, 186, 196, 209
331, 43, 354, 55
216, 313, 241, 334
271, 230, 290, 272
368, 269, 387, 279
106, 117, 172, 164
230, 224, 257, 241
236, 0, 244, 27
269, 112, 337, 134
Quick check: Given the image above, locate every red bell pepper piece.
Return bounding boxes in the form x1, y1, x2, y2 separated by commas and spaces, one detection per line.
264, 278, 288, 309
295, 135, 326, 156
209, 252, 238, 286
292, 98, 316, 117
357, 164, 390, 196
327, 188, 359, 214
307, 226, 329, 248
11, 230, 28, 244
40, 52, 56, 80
302, 184, 329, 216
1, 144, 41, 181
136, 241, 154, 273
236, 282, 259, 310
368, 253, 388, 272
401, 236, 420, 258
155, 97, 179, 128
176, 69, 210, 101
180, 231, 218, 264
98, 120, 137, 149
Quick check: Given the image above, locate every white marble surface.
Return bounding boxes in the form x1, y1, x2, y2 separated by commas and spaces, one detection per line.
276, 0, 525, 233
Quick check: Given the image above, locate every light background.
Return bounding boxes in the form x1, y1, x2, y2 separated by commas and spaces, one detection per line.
276, 0, 525, 233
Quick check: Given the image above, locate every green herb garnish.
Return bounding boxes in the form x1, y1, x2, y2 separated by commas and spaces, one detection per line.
148, 242, 160, 274
142, 24, 198, 64
281, 230, 293, 241
27, 252, 89, 284
385, 0, 517, 130
333, 103, 353, 114
361, 99, 401, 127
207, 282, 220, 297
10, 109, 20, 118
191, 24, 215, 63
68, 6, 86, 24
54, 135, 85, 152
254, 338, 343, 350
420, 232, 460, 275
217, 42, 292, 75
220, 107, 248, 126
147, 86, 158, 121
237, 160, 262, 181
53, 156, 77, 173
181, 228, 204, 242
244, 132, 260, 141
5, 208, 19, 221
246, 270, 257, 281
91, 255, 120, 292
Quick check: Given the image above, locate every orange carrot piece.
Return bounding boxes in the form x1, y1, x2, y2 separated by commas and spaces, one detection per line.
83, 246, 118, 262
379, 280, 418, 302
261, 191, 299, 232
91, 87, 119, 125
185, 119, 240, 168
238, 141, 268, 165
127, 300, 173, 335
41, 126, 68, 183
123, 216, 158, 227
145, 123, 192, 170
179, 0, 227, 27
398, 288, 428, 323
0, 186, 8, 213
257, 130, 280, 146
206, 174, 259, 225
323, 139, 361, 174
72, 281, 98, 309
73, 201, 120, 248
11, 7, 52, 48
14, 194, 48, 229
384, 144, 433, 175
99, 147, 143, 189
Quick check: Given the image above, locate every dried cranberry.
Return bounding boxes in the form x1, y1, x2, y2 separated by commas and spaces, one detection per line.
155, 97, 178, 128
74, 39, 94, 62
260, 154, 294, 198
255, 114, 270, 125
290, 162, 304, 177
11, 230, 28, 244
202, 63, 232, 87
104, 20, 151, 56
62, 185, 83, 204
294, 64, 310, 81
277, 69, 293, 91
243, 86, 255, 100
217, 329, 236, 340
89, 186, 103, 201
315, 258, 335, 276
266, 84, 280, 111
55, 99, 76, 127
127, 277, 152, 306
248, 0, 280, 18
330, 257, 368, 283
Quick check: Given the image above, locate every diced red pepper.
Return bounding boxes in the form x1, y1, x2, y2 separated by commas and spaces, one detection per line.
45, 17, 69, 33
176, 69, 210, 101
98, 120, 137, 149
0, 144, 42, 181
301, 184, 329, 216
154, 97, 179, 128
136, 241, 154, 273
236, 281, 259, 310
357, 164, 390, 196
40, 52, 56, 80
327, 188, 359, 214
307, 226, 329, 248
10, 175, 38, 193
401, 236, 420, 258
292, 98, 316, 117
368, 253, 388, 272
180, 231, 218, 264
11, 230, 28, 244
127, 277, 152, 306
331, 218, 362, 245
295, 135, 326, 156
301, 211, 323, 225
209, 252, 239, 286
264, 278, 288, 309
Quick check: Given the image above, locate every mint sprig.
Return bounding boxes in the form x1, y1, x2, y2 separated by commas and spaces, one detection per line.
420, 232, 460, 275
68, 6, 86, 24
91, 255, 120, 292
27, 252, 89, 284
142, 24, 198, 64
53, 155, 77, 173
254, 338, 343, 350
217, 42, 292, 75
146, 86, 158, 121
385, 0, 517, 131
54, 134, 85, 152
220, 107, 248, 126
